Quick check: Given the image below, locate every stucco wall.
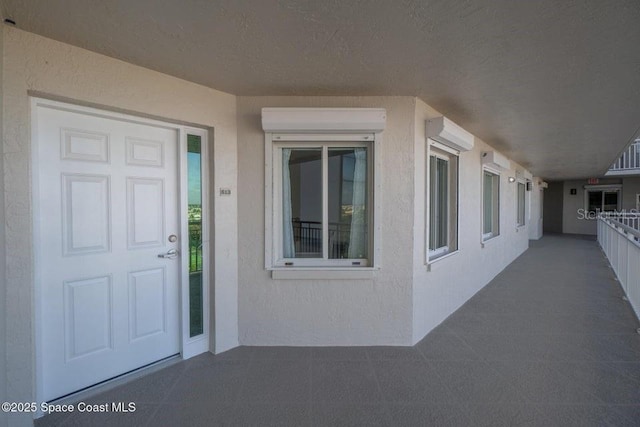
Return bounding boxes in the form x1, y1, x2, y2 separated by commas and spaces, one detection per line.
0, 22, 7, 427
621, 177, 640, 211
537, 176, 640, 238
237, 96, 416, 345
411, 98, 530, 343
562, 178, 622, 235
2, 27, 238, 421
528, 177, 544, 240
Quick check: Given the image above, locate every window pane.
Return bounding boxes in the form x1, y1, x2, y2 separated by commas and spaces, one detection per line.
448, 156, 458, 252
436, 158, 448, 248
284, 148, 323, 258
603, 191, 618, 212
187, 134, 203, 338
517, 182, 525, 225
428, 156, 437, 251
588, 191, 602, 214
483, 172, 493, 234
429, 153, 458, 257
328, 148, 368, 259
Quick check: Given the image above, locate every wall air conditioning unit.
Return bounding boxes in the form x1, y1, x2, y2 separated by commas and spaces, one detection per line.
426, 116, 474, 152
482, 151, 510, 170
526, 182, 533, 191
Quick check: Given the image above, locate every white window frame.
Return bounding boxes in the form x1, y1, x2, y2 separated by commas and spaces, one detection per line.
265, 133, 382, 270
516, 180, 526, 227
584, 184, 622, 216
482, 167, 501, 241
271, 137, 372, 267
426, 140, 459, 262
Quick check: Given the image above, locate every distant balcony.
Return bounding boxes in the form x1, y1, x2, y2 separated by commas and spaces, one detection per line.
606, 139, 640, 176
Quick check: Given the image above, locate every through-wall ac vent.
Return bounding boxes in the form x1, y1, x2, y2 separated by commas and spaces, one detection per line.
426, 116, 474, 152
482, 151, 510, 170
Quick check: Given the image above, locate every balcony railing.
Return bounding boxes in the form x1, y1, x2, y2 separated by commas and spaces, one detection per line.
189, 220, 203, 272
608, 139, 640, 173
597, 212, 640, 323
291, 219, 366, 259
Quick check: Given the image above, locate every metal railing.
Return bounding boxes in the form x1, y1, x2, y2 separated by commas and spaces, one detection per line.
189, 220, 203, 272
609, 139, 640, 172
291, 219, 366, 258
597, 213, 640, 323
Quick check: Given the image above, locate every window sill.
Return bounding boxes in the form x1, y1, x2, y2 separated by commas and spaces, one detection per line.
481, 234, 501, 248
426, 250, 459, 271
270, 268, 377, 280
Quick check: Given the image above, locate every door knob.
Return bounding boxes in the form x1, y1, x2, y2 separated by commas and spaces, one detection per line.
157, 249, 179, 259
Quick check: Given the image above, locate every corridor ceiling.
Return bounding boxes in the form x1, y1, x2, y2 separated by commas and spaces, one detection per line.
3, 0, 640, 179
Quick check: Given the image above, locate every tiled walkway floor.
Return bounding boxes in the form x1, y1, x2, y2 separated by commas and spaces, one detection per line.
36, 235, 640, 426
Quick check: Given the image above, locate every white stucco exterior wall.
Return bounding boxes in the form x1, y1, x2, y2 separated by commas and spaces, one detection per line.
561, 177, 640, 236
0, 22, 8, 427
2, 27, 238, 424
411, 98, 530, 343
2, 26, 541, 424
237, 96, 416, 346
237, 96, 532, 346
621, 177, 640, 211
528, 177, 544, 240
562, 178, 624, 235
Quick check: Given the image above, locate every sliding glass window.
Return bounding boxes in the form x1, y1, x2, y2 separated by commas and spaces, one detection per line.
278, 143, 371, 267
482, 170, 500, 240
428, 146, 458, 260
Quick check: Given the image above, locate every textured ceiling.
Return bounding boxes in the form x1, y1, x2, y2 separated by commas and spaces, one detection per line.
2, 0, 640, 179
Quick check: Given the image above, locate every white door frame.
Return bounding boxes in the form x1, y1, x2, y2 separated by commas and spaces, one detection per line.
30, 97, 211, 405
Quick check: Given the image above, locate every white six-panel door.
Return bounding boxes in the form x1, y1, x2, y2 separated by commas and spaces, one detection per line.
35, 103, 181, 401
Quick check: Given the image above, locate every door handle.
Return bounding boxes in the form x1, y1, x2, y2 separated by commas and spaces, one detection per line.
157, 249, 179, 259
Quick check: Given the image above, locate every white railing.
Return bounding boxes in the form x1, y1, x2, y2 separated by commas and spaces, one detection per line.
598, 213, 640, 322
609, 140, 640, 172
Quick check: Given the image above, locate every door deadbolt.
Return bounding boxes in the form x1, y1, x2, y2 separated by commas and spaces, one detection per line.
168, 235, 178, 243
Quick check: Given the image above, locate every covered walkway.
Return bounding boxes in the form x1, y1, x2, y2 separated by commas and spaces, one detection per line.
36, 235, 640, 426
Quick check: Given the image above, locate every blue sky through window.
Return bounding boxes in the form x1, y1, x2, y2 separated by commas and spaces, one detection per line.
188, 152, 201, 205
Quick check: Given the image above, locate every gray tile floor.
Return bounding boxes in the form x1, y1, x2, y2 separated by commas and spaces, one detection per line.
36, 235, 640, 426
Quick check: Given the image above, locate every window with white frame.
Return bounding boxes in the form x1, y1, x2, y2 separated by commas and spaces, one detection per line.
263, 107, 385, 269
517, 181, 526, 226
275, 140, 372, 266
585, 186, 621, 215
482, 169, 500, 240
428, 144, 458, 260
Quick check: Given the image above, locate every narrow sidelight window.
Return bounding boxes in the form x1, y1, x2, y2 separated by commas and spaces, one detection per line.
187, 134, 203, 337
